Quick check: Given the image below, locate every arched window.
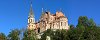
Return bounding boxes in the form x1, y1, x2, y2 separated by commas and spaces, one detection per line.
31, 19, 32, 22
61, 22, 63, 26
38, 28, 40, 33
65, 22, 66, 26
32, 25, 33, 27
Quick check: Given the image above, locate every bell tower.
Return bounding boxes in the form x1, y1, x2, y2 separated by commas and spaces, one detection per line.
27, 0, 35, 30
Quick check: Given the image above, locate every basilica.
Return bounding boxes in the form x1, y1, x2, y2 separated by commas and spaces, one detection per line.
27, 2, 69, 33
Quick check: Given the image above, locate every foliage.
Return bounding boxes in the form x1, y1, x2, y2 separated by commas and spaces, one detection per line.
70, 24, 75, 29
0, 33, 7, 40
7, 29, 20, 40
41, 29, 68, 40
77, 16, 89, 27
22, 30, 37, 40
41, 27, 100, 40
77, 16, 96, 28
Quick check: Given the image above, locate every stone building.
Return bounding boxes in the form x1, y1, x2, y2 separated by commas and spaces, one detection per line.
27, 2, 69, 33
38, 11, 69, 33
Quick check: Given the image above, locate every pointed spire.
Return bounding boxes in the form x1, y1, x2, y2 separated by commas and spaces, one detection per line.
41, 8, 44, 18
60, 8, 62, 12
29, 0, 34, 18
42, 8, 43, 13
56, 8, 62, 12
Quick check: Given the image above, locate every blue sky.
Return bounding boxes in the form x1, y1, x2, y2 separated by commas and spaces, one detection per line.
0, 0, 100, 35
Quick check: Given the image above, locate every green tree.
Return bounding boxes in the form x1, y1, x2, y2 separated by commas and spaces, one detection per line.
77, 16, 96, 28
70, 24, 75, 29
22, 30, 37, 40
75, 16, 100, 40
0, 33, 7, 40
77, 16, 88, 27
41, 29, 68, 40
7, 29, 20, 40
41, 29, 52, 40
88, 18, 96, 27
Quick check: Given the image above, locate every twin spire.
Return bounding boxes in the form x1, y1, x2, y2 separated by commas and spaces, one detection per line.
28, 0, 63, 18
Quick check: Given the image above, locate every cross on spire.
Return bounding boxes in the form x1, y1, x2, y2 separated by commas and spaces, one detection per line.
30, 0, 32, 7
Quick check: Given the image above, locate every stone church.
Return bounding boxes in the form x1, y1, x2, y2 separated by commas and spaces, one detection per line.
27, 2, 69, 33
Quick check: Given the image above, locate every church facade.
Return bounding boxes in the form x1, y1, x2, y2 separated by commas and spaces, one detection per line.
27, 3, 69, 33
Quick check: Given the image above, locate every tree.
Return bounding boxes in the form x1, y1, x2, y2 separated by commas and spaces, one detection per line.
70, 24, 75, 29
77, 16, 88, 27
0, 33, 7, 40
88, 18, 96, 27
75, 16, 100, 40
41, 29, 68, 40
77, 16, 96, 28
22, 30, 37, 40
7, 29, 20, 40
41, 29, 52, 40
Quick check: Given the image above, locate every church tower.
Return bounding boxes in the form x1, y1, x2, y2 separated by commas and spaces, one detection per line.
27, 1, 35, 30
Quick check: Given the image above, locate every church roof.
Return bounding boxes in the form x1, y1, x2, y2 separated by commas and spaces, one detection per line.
56, 11, 64, 17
